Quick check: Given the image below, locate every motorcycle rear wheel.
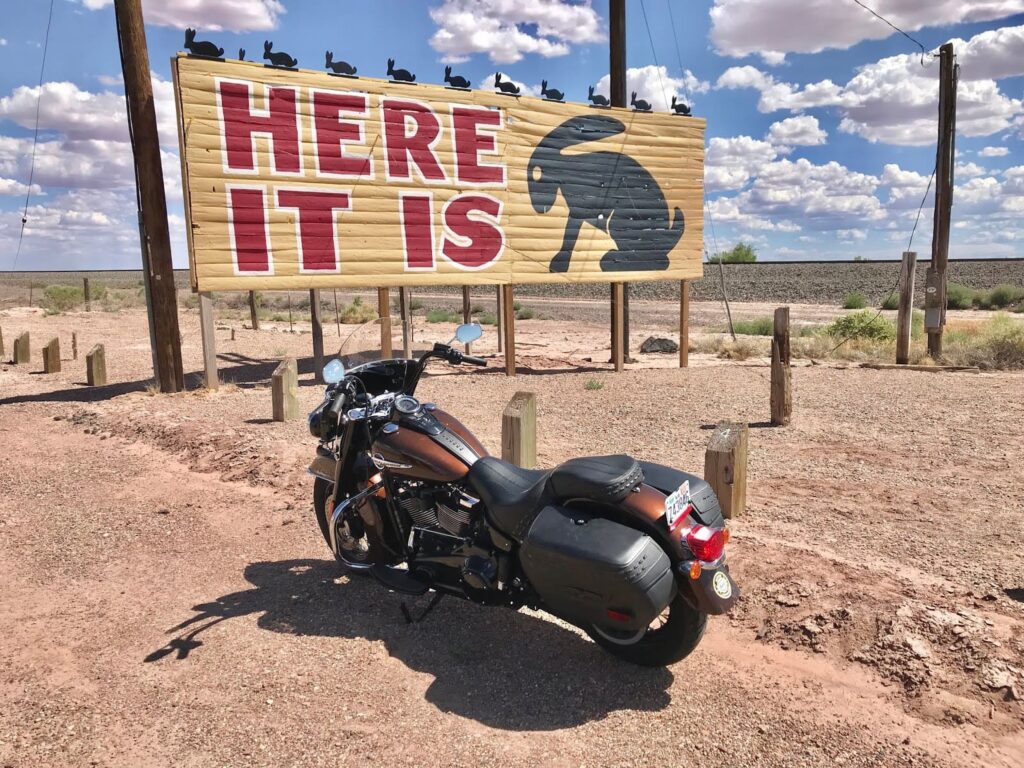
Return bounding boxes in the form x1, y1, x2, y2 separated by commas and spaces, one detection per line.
586, 594, 706, 667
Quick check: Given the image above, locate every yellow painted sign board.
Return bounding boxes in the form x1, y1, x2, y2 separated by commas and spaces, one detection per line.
171, 54, 705, 291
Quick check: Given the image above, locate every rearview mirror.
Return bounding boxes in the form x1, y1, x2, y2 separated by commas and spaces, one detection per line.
455, 323, 483, 344
322, 358, 345, 384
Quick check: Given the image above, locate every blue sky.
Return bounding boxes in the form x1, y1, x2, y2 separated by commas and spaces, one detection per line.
1, 0, 1022, 270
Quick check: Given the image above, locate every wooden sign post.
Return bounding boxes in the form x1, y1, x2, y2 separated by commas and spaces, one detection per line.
271, 358, 299, 421
502, 391, 537, 468
771, 307, 792, 426
704, 422, 748, 519
896, 251, 917, 365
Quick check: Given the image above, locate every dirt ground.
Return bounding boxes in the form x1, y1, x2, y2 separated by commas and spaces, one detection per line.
1, 301, 1022, 768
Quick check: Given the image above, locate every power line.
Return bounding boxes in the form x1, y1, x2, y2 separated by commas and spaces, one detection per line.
12, 0, 56, 271
664, 0, 692, 103
638, 0, 669, 109
850, 0, 934, 66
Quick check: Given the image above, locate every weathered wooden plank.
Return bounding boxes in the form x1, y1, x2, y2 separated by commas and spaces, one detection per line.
13, 332, 30, 365
502, 284, 515, 376
198, 291, 218, 389
704, 421, 748, 520
859, 362, 979, 373
271, 357, 299, 421
42, 338, 61, 374
86, 345, 107, 386
896, 251, 917, 365
501, 391, 537, 468
612, 282, 624, 372
770, 339, 792, 427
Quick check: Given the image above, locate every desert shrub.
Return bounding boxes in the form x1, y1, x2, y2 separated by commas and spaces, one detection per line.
880, 293, 899, 310
339, 296, 377, 324
946, 314, 1024, 369
515, 306, 536, 320
471, 303, 485, 314
717, 338, 759, 360
946, 282, 975, 310
426, 308, 460, 323
708, 242, 757, 264
409, 298, 424, 311
981, 283, 1024, 310
584, 379, 604, 391
730, 317, 773, 336
826, 310, 895, 342
43, 285, 84, 312
911, 309, 925, 340
512, 300, 522, 311
843, 291, 868, 309
477, 312, 498, 326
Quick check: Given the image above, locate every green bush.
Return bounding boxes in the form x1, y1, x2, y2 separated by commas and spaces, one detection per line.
470, 303, 485, 314
731, 317, 773, 336
946, 282, 975, 310
409, 298, 424, 311
426, 308, 460, 323
584, 379, 604, 391
515, 307, 536, 320
477, 312, 498, 326
947, 314, 1024, 369
843, 291, 868, 310
983, 284, 1024, 310
339, 297, 377, 324
708, 243, 757, 264
880, 293, 899, 310
826, 310, 895, 342
43, 285, 84, 313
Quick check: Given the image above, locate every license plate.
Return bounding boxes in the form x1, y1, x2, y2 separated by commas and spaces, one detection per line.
664, 480, 692, 529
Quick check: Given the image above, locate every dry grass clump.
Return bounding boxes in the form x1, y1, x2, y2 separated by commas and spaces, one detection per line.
943, 314, 1024, 369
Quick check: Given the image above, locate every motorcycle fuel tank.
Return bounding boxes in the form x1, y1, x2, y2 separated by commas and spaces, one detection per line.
371, 407, 488, 482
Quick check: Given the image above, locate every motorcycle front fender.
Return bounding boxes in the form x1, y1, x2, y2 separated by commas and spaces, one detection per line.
308, 446, 338, 483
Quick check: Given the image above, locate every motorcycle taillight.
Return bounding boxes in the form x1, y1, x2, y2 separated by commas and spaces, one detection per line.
684, 525, 729, 563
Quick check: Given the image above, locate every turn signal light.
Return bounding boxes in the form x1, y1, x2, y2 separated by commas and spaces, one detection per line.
687, 561, 702, 580
685, 525, 728, 563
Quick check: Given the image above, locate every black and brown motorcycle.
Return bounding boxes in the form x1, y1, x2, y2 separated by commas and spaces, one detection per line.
307, 322, 738, 666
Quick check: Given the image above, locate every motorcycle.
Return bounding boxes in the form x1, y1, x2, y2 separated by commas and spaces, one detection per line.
307, 321, 738, 666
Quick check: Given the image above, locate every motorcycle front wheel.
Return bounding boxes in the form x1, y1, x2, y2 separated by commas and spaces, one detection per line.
312, 477, 375, 570
586, 594, 706, 667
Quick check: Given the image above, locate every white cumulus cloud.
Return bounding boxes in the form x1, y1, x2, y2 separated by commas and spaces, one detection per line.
978, 146, 1010, 157
594, 65, 709, 112
766, 115, 827, 150
81, 0, 284, 31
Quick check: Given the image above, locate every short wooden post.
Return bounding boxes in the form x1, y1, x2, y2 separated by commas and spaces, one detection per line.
679, 280, 690, 368
704, 422, 748, 519
84, 278, 91, 311
72, 332, 78, 360
399, 287, 412, 358
248, 290, 260, 330
501, 284, 515, 376
86, 344, 107, 386
771, 307, 792, 426
496, 285, 505, 354
43, 338, 61, 373
310, 289, 324, 384
271, 357, 299, 422
287, 293, 294, 333
198, 291, 218, 389
896, 251, 917, 365
13, 332, 30, 364
230, 328, 236, 341
612, 283, 625, 372
332, 289, 342, 336
0, 325, 5, 359
377, 288, 393, 358
461, 286, 472, 354
502, 391, 537, 468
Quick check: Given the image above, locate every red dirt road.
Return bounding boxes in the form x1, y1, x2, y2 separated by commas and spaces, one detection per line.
1, 306, 1022, 767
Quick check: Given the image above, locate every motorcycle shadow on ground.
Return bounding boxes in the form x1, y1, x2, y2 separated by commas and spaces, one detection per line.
146, 558, 674, 730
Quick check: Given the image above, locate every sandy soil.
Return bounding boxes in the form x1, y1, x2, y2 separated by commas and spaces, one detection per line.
1, 303, 1022, 768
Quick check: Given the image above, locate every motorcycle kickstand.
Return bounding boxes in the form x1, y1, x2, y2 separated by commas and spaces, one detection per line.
401, 591, 444, 625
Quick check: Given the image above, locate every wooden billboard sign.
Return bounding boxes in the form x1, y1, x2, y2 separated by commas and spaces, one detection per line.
171, 55, 705, 292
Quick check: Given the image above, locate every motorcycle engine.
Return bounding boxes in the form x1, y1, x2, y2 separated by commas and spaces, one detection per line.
394, 481, 478, 538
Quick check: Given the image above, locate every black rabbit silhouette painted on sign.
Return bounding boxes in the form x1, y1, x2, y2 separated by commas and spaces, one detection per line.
631, 92, 652, 112
387, 58, 416, 82
588, 85, 609, 107
494, 73, 520, 95
527, 115, 684, 274
671, 95, 691, 116
541, 80, 564, 101
444, 65, 471, 89
326, 51, 357, 75
184, 28, 223, 58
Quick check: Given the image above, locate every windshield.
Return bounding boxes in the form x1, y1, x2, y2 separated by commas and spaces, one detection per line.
335, 316, 433, 371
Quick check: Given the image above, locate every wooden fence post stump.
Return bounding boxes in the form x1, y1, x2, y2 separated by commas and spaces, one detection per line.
86, 345, 107, 386
0, 325, 4, 359
896, 251, 917, 365
272, 358, 299, 422
704, 421, 748, 519
248, 290, 260, 331
310, 289, 324, 384
13, 332, 30, 364
43, 338, 61, 373
771, 307, 792, 427
198, 292, 218, 389
501, 391, 537, 468
377, 288, 393, 358
72, 332, 78, 360
84, 278, 91, 312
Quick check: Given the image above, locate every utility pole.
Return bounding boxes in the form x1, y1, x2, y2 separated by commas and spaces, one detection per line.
609, 0, 628, 370
114, 0, 184, 392
926, 42, 957, 360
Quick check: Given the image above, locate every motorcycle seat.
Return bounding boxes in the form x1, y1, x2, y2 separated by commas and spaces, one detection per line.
467, 454, 643, 540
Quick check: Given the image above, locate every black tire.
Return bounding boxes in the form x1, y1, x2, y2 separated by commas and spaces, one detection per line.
586, 594, 707, 667
312, 477, 379, 571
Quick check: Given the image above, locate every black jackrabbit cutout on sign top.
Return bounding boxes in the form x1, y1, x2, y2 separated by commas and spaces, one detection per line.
527, 115, 684, 274
264, 41, 297, 68
184, 28, 223, 58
